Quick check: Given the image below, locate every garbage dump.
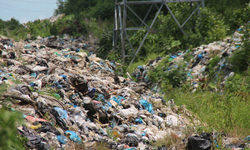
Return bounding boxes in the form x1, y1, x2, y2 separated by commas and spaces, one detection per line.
0, 34, 202, 150
0, 28, 250, 150
132, 27, 245, 93
131, 27, 250, 149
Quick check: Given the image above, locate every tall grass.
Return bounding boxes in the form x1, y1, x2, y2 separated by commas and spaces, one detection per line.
164, 86, 250, 136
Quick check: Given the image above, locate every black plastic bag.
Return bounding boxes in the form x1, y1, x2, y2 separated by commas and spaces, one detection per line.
51, 109, 68, 131
158, 145, 168, 150
187, 132, 211, 150
26, 135, 42, 148
121, 135, 139, 147
9, 52, 15, 59
36, 58, 48, 67
69, 75, 88, 94
35, 121, 59, 135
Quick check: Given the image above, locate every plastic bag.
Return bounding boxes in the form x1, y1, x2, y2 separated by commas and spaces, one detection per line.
25, 115, 49, 123
87, 88, 96, 98
56, 135, 68, 144
187, 132, 211, 150
69, 75, 88, 94
121, 134, 139, 147
96, 93, 105, 101
135, 118, 143, 124
111, 96, 125, 106
65, 130, 81, 144
139, 100, 154, 114
54, 107, 68, 119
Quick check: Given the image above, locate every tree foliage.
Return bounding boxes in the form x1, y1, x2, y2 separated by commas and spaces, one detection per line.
0, 85, 25, 150
229, 23, 250, 73
0, 110, 25, 150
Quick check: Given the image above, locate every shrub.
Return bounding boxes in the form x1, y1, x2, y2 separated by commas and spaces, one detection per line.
148, 56, 188, 89
0, 85, 26, 149
229, 23, 250, 73
97, 30, 116, 60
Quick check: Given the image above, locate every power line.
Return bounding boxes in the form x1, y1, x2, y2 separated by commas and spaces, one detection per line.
8, 0, 56, 4
0, 6, 53, 12
0, 2, 54, 12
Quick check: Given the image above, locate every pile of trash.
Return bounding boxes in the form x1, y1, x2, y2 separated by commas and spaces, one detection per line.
1, 26, 250, 149
131, 28, 250, 149
0, 34, 204, 150
24, 33, 97, 54
133, 28, 244, 93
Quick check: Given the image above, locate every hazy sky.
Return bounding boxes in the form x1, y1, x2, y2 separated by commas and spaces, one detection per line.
0, 0, 58, 23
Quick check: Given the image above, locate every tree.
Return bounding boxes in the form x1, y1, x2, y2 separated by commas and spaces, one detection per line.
54, 0, 98, 15
54, 0, 65, 15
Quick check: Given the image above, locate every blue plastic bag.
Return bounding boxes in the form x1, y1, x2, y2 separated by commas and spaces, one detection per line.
65, 130, 81, 144
125, 147, 137, 150
139, 100, 154, 114
56, 135, 68, 144
87, 88, 96, 98
54, 81, 62, 89
101, 104, 110, 112
96, 93, 105, 101
54, 107, 68, 119
198, 54, 203, 59
170, 55, 177, 59
59, 75, 67, 80
30, 82, 36, 87
30, 73, 37, 78
138, 66, 143, 69
245, 135, 250, 141
106, 101, 112, 107
135, 118, 143, 124
111, 96, 125, 106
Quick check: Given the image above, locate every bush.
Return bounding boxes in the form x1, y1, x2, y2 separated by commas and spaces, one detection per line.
148, 57, 188, 88
0, 110, 25, 150
51, 15, 87, 37
27, 19, 53, 38
229, 23, 250, 73
199, 8, 230, 43
224, 71, 250, 94
0, 85, 26, 149
97, 30, 116, 60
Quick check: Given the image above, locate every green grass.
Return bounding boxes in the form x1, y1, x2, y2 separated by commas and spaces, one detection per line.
163, 87, 250, 137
